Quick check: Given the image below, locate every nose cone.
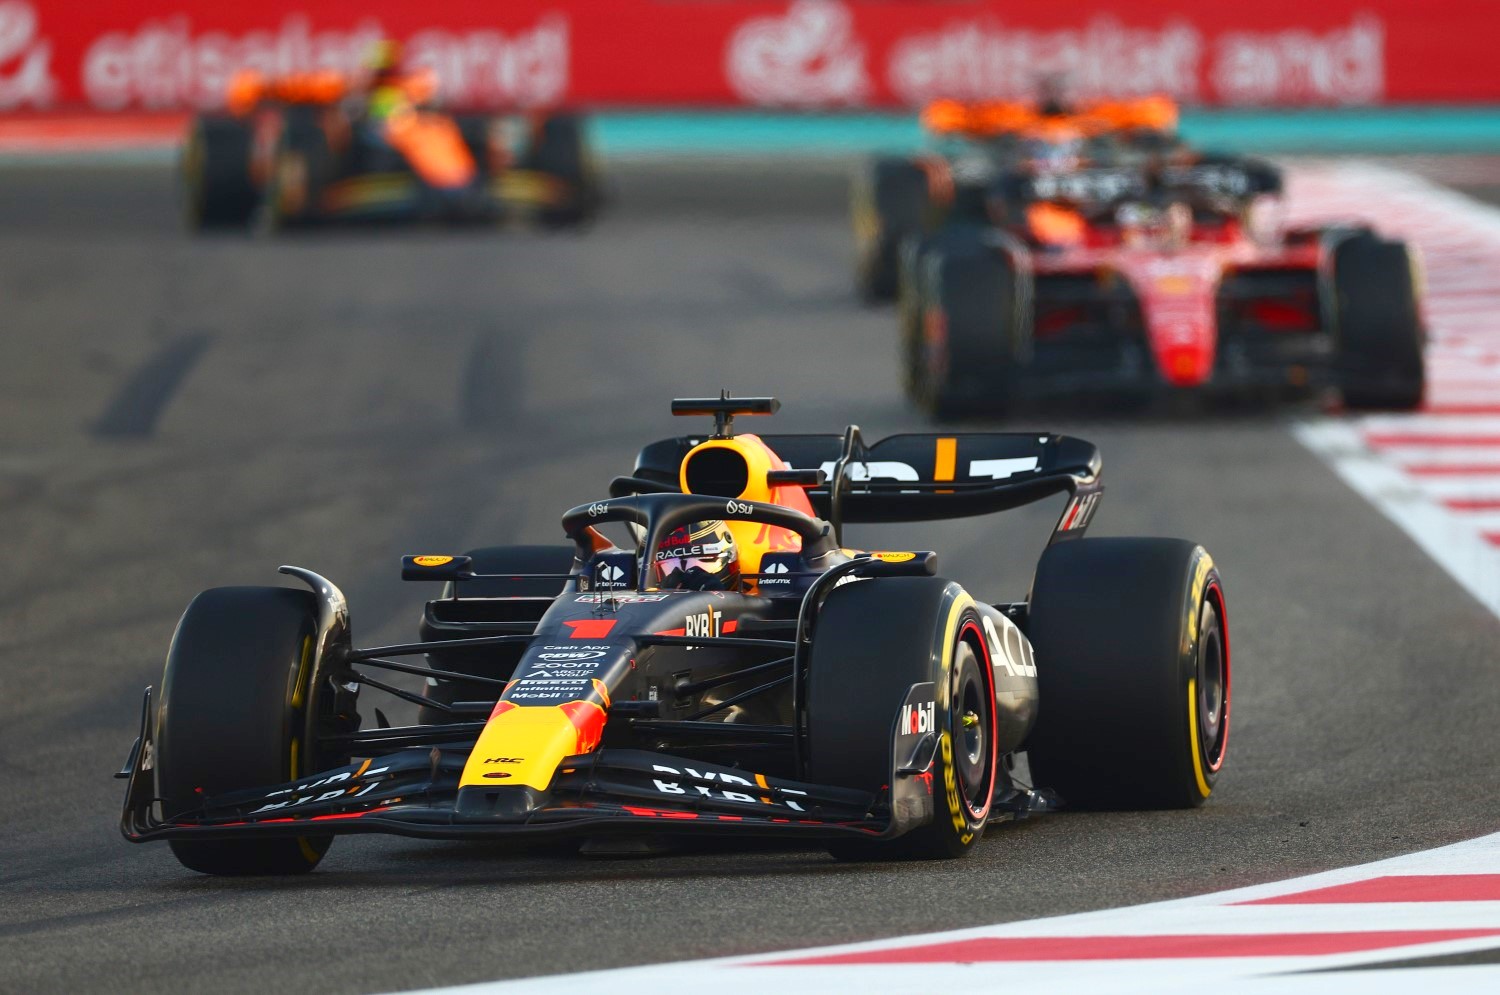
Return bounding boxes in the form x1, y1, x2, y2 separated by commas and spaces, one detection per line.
458, 699, 608, 803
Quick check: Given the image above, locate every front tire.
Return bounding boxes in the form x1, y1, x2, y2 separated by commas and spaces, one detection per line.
1025, 538, 1229, 809
807, 577, 997, 859
182, 116, 259, 230
155, 587, 335, 874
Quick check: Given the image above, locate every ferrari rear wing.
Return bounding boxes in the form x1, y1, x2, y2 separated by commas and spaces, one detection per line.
632, 427, 1102, 542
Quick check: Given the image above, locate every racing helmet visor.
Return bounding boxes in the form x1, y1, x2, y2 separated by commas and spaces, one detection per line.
653, 522, 737, 589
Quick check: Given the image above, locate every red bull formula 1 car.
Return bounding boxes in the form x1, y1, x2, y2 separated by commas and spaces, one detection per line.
183, 66, 600, 231
119, 396, 1230, 873
897, 161, 1425, 417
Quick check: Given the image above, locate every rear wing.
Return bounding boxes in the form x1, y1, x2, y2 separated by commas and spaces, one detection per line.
1020, 161, 1279, 207
632, 428, 1102, 543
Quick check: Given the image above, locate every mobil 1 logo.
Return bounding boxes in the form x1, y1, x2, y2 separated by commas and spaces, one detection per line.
894, 681, 938, 770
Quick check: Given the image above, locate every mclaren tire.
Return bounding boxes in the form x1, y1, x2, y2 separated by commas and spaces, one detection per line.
259, 111, 333, 233
182, 115, 259, 230
520, 113, 601, 228
853, 158, 932, 304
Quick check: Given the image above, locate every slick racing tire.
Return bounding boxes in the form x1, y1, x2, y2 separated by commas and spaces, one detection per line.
419, 544, 578, 724
1025, 538, 1229, 810
807, 577, 998, 860
906, 225, 1025, 421
1335, 234, 1425, 411
260, 111, 333, 232
519, 113, 601, 227
182, 115, 259, 230
853, 158, 932, 304
155, 587, 336, 874
896, 234, 928, 404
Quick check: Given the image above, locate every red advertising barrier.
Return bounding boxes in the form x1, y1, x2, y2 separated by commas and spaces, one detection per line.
2, 1, 1496, 112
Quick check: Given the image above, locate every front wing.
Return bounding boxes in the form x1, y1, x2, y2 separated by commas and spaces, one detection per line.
311, 168, 584, 224
120, 690, 912, 844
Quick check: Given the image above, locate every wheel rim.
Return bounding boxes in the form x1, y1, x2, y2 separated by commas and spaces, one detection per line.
951, 638, 994, 819
1196, 593, 1229, 771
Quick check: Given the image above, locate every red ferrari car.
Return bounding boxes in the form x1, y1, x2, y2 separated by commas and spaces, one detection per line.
898, 161, 1426, 417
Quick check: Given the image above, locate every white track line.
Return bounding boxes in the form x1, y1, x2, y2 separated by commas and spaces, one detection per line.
407, 832, 1500, 993
1291, 161, 1500, 622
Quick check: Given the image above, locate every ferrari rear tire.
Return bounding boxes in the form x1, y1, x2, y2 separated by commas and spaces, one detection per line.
1335, 234, 1425, 411
1025, 538, 1229, 810
853, 158, 931, 304
182, 115, 258, 230
155, 587, 332, 875
807, 577, 997, 860
419, 545, 578, 723
908, 226, 1021, 421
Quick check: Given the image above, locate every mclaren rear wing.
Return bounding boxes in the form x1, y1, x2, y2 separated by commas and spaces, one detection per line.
631, 428, 1102, 542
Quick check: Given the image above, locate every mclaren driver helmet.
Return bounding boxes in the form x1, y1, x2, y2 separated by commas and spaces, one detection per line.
653, 521, 741, 592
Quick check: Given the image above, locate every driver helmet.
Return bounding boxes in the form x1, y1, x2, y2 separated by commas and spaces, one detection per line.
364, 39, 403, 76
653, 521, 740, 592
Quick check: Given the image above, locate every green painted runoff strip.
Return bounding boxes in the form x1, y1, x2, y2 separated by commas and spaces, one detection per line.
591, 108, 1500, 157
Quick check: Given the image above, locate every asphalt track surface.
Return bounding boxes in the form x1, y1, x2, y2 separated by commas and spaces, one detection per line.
2, 159, 1498, 994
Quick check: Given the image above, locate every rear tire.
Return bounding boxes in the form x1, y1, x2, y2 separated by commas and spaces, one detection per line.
1335, 234, 1425, 411
906, 226, 1024, 421
155, 587, 333, 875
1025, 538, 1229, 809
520, 113, 600, 227
853, 158, 932, 304
807, 578, 997, 860
182, 116, 259, 230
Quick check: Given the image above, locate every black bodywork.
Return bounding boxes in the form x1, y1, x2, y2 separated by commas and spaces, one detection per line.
120, 414, 1099, 845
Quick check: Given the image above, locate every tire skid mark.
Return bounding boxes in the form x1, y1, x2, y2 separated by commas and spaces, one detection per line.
459, 329, 522, 431
90, 331, 212, 439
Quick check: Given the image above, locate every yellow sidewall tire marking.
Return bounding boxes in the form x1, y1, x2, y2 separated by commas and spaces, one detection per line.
938, 593, 980, 842
1187, 676, 1212, 799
